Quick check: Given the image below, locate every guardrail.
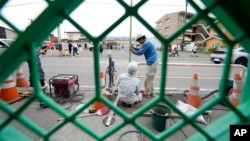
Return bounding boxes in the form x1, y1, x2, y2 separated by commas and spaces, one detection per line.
136, 62, 247, 92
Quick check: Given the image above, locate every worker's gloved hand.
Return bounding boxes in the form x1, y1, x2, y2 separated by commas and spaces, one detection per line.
39, 50, 46, 55
129, 45, 134, 51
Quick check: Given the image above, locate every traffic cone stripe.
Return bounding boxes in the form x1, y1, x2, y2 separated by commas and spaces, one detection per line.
100, 72, 105, 78
0, 76, 21, 103
229, 73, 243, 107
190, 86, 200, 91
186, 73, 202, 108
90, 72, 108, 112
1, 80, 15, 88
16, 73, 25, 79
234, 73, 242, 80
16, 67, 29, 87
231, 93, 240, 99
189, 89, 199, 95
100, 72, 105, 89
232, 89, 241, 93
233, 80, 243, 89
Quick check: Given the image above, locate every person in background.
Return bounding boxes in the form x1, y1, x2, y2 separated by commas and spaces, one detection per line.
72, 41, 80, 56
168, 44, 174, 57
129, 33, 159, 98
116, 61, 142, 107
191, 44, 198, 57
64, 41, 69, 56
99, 43, 104, 56
68, 41, 72, 55
173, 44, 180, 57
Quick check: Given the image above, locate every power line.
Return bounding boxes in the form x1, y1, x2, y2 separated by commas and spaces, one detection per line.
4, 0, 45, 7
5, 1, 185, 7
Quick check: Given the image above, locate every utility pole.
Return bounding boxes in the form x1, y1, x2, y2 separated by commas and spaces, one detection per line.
57, 24, 61, 44
181, 0, 188, 51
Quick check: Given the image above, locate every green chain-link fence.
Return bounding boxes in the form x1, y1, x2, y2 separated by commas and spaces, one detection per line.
1, 0, 250, 140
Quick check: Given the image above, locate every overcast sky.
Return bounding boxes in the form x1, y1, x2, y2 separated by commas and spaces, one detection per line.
1, 0, 201, 38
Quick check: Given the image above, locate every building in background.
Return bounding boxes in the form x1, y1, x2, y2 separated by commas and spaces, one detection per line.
0, 26, 17, 39
155, 11, 210, 46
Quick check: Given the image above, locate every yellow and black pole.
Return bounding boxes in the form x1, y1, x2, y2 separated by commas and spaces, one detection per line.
129, 0, 133, 63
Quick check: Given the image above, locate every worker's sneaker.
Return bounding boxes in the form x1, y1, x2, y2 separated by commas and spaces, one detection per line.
41, 83, 48, 90
150, 93, 156, 97
143, 94, 151, 98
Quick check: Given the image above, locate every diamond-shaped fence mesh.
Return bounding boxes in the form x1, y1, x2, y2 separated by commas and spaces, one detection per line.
0, 0, 250, 140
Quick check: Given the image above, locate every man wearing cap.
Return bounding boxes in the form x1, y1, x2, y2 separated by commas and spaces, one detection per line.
116, 61, 142, 107
130, 33, 158, 98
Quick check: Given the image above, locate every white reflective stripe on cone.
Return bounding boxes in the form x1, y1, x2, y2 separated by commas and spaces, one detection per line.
189, 89, 199, 95
1, 81, 15, 89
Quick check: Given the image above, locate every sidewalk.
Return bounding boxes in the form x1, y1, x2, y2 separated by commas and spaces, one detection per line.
4, 86, 228, 141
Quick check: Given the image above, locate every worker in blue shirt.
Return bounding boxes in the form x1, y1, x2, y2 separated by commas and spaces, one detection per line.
130, 33, 159, 98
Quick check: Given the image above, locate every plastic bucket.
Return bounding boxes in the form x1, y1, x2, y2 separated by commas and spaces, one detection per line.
151, 104, 171, 132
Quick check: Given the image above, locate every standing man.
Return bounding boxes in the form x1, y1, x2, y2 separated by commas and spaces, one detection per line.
28, 44, 47, 89
116, 61, 142, 106
64, 41, 69, 56
129, 33, 159, 98
68, 41, 72, 55
99, 43, 104, 57
72, 41, 80, 56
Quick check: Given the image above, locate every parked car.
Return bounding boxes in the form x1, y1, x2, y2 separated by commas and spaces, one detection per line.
50, 43, 60, 50
210, 47, 249, 67
0, 38, 14, 55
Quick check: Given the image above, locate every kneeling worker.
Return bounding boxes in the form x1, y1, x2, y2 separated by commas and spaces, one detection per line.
116, 61, 142, 107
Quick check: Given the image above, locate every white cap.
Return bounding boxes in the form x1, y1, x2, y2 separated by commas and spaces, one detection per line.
128, 61, 138, 74
135, 33, 145, 41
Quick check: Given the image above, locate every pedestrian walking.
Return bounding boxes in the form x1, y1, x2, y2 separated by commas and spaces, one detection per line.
173, 44, 180, 57
72, 41, 79, 56
191, 44, 198, 57
130, 33, 159, 98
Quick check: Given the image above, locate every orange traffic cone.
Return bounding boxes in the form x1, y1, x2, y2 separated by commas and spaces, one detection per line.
0, 76, 21, 103
89, 72, 108, 113
186, 73, 202, 108
16, 66, 29, 87
229, 73, 243, 107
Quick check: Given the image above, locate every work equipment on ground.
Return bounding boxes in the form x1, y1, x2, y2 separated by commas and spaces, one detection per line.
0, 76, 21, 104
57, 106, 109, 122
186, 73, 202, 108
150, 104, 172, 132
229, 73, 243, 107
49, 74, 79, 99
16, 66, 29, 87
105, 56, 117, 93
89, 72, 109, 113
103, 96, 119, 127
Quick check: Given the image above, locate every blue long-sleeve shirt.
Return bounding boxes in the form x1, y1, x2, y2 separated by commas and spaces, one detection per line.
132, 39, 158, 66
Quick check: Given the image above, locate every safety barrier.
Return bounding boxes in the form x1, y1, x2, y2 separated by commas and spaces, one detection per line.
137, 62, 247, 92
